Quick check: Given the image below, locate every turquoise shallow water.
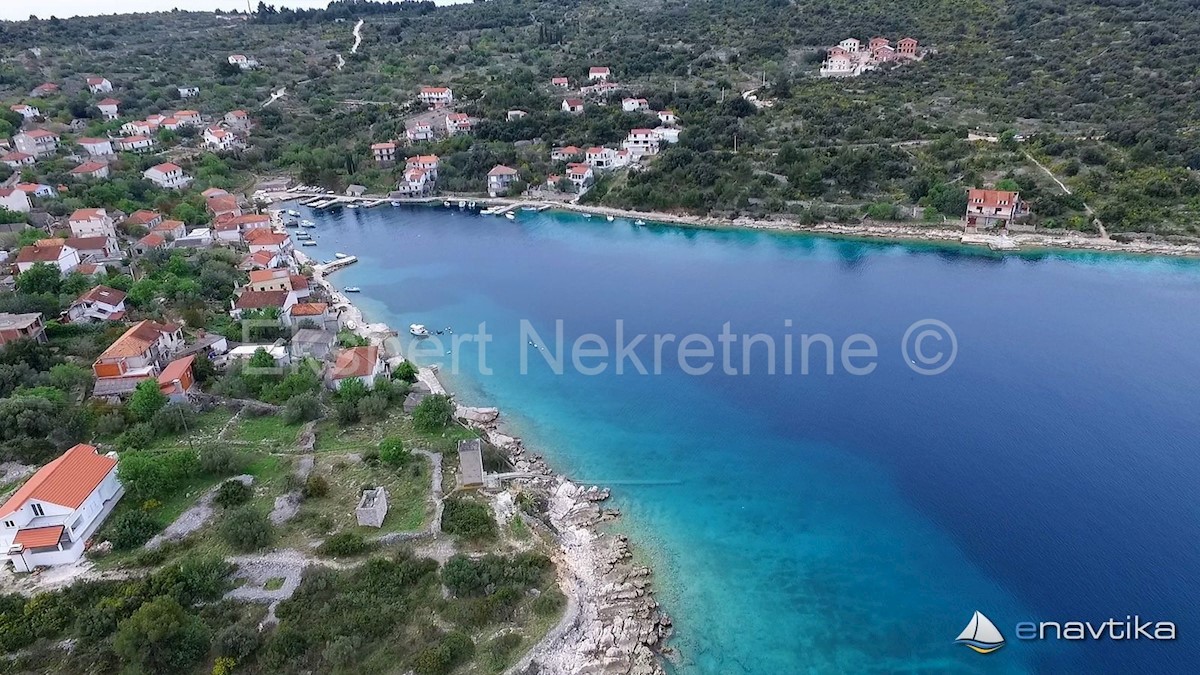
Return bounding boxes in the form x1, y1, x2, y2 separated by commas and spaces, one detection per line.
297, 203, 1200, 673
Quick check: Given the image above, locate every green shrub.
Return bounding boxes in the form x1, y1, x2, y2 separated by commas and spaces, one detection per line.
412, 394, 454, 432
379, 436, 409, 466
107, 510, 161, 550
393, 360, 418, 383
200, 446, 246, 476
302, 474, 329, 499
215, 622, 262, 660
412, 631, 474, 675
317, 531, 375, 557
440, 499, 496, 540
150, 403, 197, 435
214, 480, 252, 508
357, 393, 389, 420
114, 597, 210, 674
219, 507, 273, 552
531, 587, 566, 617
283, 392, 320, 424
116, 423, 156, 451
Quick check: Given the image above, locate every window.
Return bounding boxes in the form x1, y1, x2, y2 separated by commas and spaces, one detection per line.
3, 521, 13, 528
30, 503, 44, 517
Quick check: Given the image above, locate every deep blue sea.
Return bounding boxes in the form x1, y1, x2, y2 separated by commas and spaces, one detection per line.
295, 202, 1200, 674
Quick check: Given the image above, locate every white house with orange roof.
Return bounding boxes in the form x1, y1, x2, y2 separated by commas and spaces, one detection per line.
286, 302, 338, 331
406, 120, 434, 143
561, 98, 585, 114
245, 228, 292, 256
10, 104, 40, 120
566, 162, 594, 189
418, 86, 454, 108
65, 236, 120, 262
245, 268, 311, 299
76, 137, 114, 156
86, 77, 113, 93
589, 66, 611, 81
178, 86, 200, 98
121, 119, 157, 136
487, 165, 520, 197
96, 98, 120, 120
67, 285, 127, 323
551, 146, 582, 162
328, 345, 386, 390
372, 141, 398, 166
151, 219, 187, 240
91, 320, 184, 396
228, 54, 259, 70
0, 443, 123, 573
144, 162, 191, 189
125, 210, 163, 230
31, 83, 59, 97
69, 209, 117, 238
116, 135, 154, 153
621, 97, 649, 112
964, 188, 1026, 232
0, 151, 35, 168
445, 113, 472, 136
70, 161, 110, 180
0, 188, 32, 214
174, 110, 202, 126
225, 109, 251, 131
406, 154, 439, 179
204, 126, 244, 152
551, 76, 570, 88
13, 129, 59, 158
657, 110, 677, 125
14, 239, 80, 274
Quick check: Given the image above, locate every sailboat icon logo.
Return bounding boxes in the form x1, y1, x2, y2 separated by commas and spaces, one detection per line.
955, 610, 1006, 653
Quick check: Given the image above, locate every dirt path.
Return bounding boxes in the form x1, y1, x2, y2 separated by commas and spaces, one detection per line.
146, 475, 254, 550
261, 87, 287, 108
1025, 150, 1107, 237
350, 19, 364, 54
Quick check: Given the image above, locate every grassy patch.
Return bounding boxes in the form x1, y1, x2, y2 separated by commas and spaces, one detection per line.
263, 577, 286, 591
142, 408, 235, 451
315, 410, 479, 455
293, 454, 431, 538
230, 414, 301, 449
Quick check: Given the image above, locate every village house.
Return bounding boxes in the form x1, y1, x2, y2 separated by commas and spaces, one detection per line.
65, 236, 120, 262
92, 320, 185, 396
115, 135, 154, 153
1, 152, 35, 169
144, 162, 191, 190
178, 86, 200, 98
406, 154, 440, 179
0, 188, 32, 213
73, 263, 106, 278
77, 137, 114, 156
623, 128, 660, 156
551, 146, 582, 162
86, 77, 113, 94
225, 109, 251, 131
14, 239, 79, 274
566, 162, 595, 189
174, 110, 202, 127
898, 37, 920, 57
14, 129, 59, 158
0, 312, 46, 345
964, 188, 1026, 232
622, 97, 650, 112
580, 81, 623, 97
15, 183, 55, 199
658, 110, 677, 125
589, 66, 611, 81
445, 113, 473, 136
487, 165, 520, 197
10, 104, 40, 120
133, 232, 170, 255
213, 222, 242, 244
70, 161, 110, 180
69, 208, 117, 238
157, 355, 197, 402
204, 126, 244, 152
821, 36, 922, 77
406, 121, 434, 143
241, 250, 281, 271
507, 110, 528, 121
291, 328, 337, 362
231, 290, 295, 320
372, 141, 397, 166
561, 98, 585, 114
286, 302, 338, 331
0, 443, 123, 573
31, 83, 59, 97
245, 229, 292, 256
206, 192, 242, 222
245, 268, 310, 298
457, 439, 484, 488
96, 98, 120, 120
418, 86, 454, 108
228, 54, 259, 70
586, 146, 632, 170
125, 210, 163, 230
551, 76, 570, 88
396, 166, 434, 197
328, 345, 386, 390
67, 285, 127, 323
653, 127, 681, 144
121, 119, 157, 136
151, 219, 187, 240
175, 228, 213, 249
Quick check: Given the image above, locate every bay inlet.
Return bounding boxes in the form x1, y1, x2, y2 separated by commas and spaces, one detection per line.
297, 202, 1200, 674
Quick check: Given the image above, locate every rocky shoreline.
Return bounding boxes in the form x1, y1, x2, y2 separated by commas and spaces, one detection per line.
296, 250, 673, 675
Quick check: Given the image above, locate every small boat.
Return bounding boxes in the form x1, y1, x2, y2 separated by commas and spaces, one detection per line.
347, 203, 359, 209
458, 200, 466, 208
443, 201, 451, 207
302, 240, 317, 246
410, 323, 431, 337
468, 201, 476, 209
285, 221, 299, 228
607, 215, 615, 222
583, 213, 593, 219
335, 252, 348, 259
635, 219, 646, 226
301, 220, 316, 227
505, 212, 516, 220
287, 209, 300, 216
345, 286, 361, 293
391, 201, 401, 207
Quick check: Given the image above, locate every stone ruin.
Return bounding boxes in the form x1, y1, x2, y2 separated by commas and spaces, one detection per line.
355, 486, 388, 527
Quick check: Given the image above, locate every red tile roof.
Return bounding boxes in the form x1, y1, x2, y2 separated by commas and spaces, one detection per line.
76, 285, 126, 306
125, 210, 161, 226
71, 161, 107, 175
235, 290, 290, 310
97, 98, 120, 106
65, 236, 111, 251
245, 229, 287, 245
70, 208, 107, 221
247, 268, 289, 284
149, 162, 182, 173
156, 354, 195, 388
15, 240, 67, 264
488, 165, 518, 176
13, 525, 63, 549
97, 320, 175, 360
0, 444, 116, 517
137, 232, 166, 249
968, 188, 1020, 210
289, 302, 328, 316
331, 346, 379, 380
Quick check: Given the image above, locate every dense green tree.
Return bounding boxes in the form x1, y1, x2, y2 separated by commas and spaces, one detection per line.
113, 596, 211, 674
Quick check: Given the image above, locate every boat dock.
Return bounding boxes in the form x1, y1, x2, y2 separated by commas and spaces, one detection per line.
318, 255, 358, 272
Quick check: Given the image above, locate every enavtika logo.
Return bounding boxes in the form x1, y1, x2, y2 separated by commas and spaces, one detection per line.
956, 610, 1006, 653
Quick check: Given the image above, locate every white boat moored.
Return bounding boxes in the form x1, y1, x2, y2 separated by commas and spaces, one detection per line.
505, 212, 516, 220
391, 201, 401, 207
635, 219, 646, 226
607, 215, 615, 222
345, 286, 361, 293
335, 252, 348, 259
302, 241, 317, 246
410, 323, 431, 337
